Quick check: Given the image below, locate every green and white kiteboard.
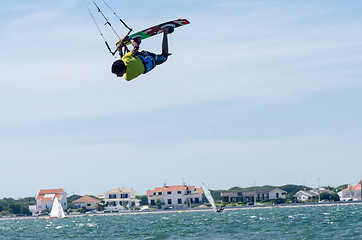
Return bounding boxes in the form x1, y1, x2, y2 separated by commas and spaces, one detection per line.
118, 18, 190, 46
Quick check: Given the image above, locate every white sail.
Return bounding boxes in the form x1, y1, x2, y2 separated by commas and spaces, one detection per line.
202, 183, 217, 212
50, 197, 66, 218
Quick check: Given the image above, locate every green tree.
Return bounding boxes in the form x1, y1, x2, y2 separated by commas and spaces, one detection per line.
0, 197, 34, 216
136, 195, 149, 205
67, 195, 82, 206
320, 192, 339, 201
156, 199, 162, 209
16, 197, 36, 205
9, 203, 22, 214
336, 184, 348, 192
210, 190, 222, 202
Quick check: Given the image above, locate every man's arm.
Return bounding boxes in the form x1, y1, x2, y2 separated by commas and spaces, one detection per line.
116, 35, 141, 56
130, 37, 141, 55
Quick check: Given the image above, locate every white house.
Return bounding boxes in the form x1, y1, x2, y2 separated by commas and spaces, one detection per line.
29, 189, 67, 215
295, 190, 319, 202
338, 180, 362, 201
147, 184, 203, 209
72, 195, 101, 210
221, 188, 287, 203
104, 187, 140, 211
295, 188, 335, 202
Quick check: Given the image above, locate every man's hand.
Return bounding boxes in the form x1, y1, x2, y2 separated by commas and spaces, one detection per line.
116, 35, 129, 52
130, 36, 141, 55
117, 35, 130, 52
116, 42, 123, 52
121, 35, 130, 42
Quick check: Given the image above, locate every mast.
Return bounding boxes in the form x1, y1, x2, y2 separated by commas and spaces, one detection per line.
253, 181, 256, 206
318, 178, 320, 202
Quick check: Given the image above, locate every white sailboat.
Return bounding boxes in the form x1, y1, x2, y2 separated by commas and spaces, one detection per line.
202, 183, 217, 212
49, 196, 66, 219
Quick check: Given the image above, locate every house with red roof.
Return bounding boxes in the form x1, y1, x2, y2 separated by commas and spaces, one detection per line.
338, 180, 362, 201
147, 184, 203, 210
72, 195, 101, 210
29, 188, 67, 215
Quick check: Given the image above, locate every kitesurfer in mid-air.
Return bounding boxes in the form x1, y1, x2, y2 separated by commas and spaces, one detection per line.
111, 25, 174, 80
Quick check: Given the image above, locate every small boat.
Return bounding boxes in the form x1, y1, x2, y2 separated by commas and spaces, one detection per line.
202, 183, 218, 212
47, 197, 66, 219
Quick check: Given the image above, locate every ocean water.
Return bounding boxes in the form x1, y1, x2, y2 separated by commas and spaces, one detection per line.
0, 204, 361, 239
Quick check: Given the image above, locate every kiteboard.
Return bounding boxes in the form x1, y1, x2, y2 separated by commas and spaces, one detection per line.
118, 18, 190, 46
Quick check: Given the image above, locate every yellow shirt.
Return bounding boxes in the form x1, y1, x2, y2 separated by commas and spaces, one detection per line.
121, 52, 145, 81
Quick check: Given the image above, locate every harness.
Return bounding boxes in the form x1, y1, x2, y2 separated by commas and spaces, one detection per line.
136, 51, 156, 74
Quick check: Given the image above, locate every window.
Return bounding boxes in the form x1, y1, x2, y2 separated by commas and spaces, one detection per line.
87, 203, 91, 206
195, 198, 200, 203
150, 200, 155, 205
158, 192, 162, 195
109, 194, 116, 199
177, 191, 181, 194
276, 193, 279, 198
167, 191, 172, 195
121, 194, 129, 198
178, 198, 182, 204
168, 199, 172, 204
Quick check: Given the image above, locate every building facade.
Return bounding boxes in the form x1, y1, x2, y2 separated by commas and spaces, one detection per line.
147, 184, 203, 210
29, 188, 67, 215
104, 187, 141, 211
72, 195, 101, 210
338, 180, 362, 201
295, 188, 335, 202
221, 188, 287, 203
295, 190, 319, 202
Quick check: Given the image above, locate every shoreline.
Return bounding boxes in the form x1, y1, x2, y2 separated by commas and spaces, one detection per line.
1, 201, 361, 221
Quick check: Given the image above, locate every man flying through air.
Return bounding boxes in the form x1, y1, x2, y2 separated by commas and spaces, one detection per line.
111, 25, 174, 80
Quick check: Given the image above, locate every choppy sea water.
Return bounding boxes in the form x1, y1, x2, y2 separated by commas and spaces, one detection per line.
0, 204, 361, 239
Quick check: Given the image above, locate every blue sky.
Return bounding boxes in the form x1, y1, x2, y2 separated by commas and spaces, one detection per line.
1, 0, 362, 198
